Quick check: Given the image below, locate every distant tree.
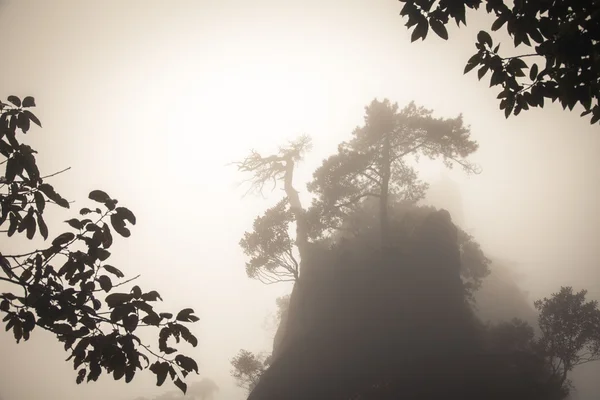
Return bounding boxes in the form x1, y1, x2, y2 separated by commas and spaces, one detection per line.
230, 349, 271, 393
308, 99, 479, 247
398, 0, 600, 124
0, 96, 199, 393
534, 286, 600, 385
234, 136, 312, 283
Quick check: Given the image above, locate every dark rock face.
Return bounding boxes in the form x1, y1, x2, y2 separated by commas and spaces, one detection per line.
248, 210, 563, 400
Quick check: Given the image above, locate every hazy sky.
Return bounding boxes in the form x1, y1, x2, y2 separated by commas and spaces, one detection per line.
1, 1, 599, 399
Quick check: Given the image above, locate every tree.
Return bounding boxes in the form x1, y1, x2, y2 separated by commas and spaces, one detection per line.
0, 96, 199, 393
308, 99, 479, 247
234, 136, 312, 283
534, 286, 600, 385
230, 349, 271, 393
398, 0, 600, 124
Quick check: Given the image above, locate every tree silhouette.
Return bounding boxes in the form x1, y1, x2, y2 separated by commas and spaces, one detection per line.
234, 136, 312, 283
535, 286, 600, 385
0, 96, 199, 393
398, 0, 600, 124
308, 99, 479, 248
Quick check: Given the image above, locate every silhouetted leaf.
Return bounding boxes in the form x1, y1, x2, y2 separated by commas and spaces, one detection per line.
22, 110, 41, 128
110, 214, 131, 237
175, 354, 199, 374
150, 362, 169, 387
101, 223, 113, 248
76, 368, 86, 384
491, 15, 508, 31
52, 232, 75, 247
173, 378, 187, 394
103, 264, 124, 278
88, 190, 111, 203
176, 308, 199, 323
411, 19, 429, 42
477, 30, 493, 47
7, 96, 21, 107
105, 293, 132, 308
36, 211, 48, 240
115, 207, 136, 225
529, 63, 538, 81
22, 96, 35, 108
34, 191, 45, 213
7, 214, 18, 237
430, 19, 448, 40
98, 275, 112, 292
65, 218, 83, 230
131, 285, 142, 299
123, 314, 139, 332
141, 291, 162, 302
39, 183, 69, 208
159, 313, 173, 320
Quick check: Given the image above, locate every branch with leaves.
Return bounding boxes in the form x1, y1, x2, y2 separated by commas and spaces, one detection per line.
0, 95, 199, 394
399, 0, 600, 124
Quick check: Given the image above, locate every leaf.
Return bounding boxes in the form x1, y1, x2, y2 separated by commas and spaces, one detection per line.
411, 19, 429, 42
175, 354, 199, 374
7, 214, 18, 237
34, 191, 45, 213
150, 362, 169, 387
88, 190, 111, 203
477, 30, 493, 48
98, 275, 112, 292
173, 378, 187, 394
101, 223, 113, 248
529, 63, 538, 81
115, 207, 136, 225
179, 325, 198, 347
511, 58, 528, 69
103, 264, 125, 278
141, 313, 161, 325
105, 293, 132, 308
176, 308, 200, 323
96, 248, 111, 261
131, 285, 142, 299
7, 96, 21, 107
37, 211, 48, 240
39, 183, 69, 208
464, 53, 481, 74
159, 313, 173, 320
141, 291, 162, 302
123, 314, 139, 332
22, 110, 41, 128
17, 113, 31, 133
491, 15, 507, 31
26, 213, 36, 239
52, 232, 75, 247
429, 19, 448, 40
22, 96, 36, 108
76, 368, 86, 385
110, 214, 131, 238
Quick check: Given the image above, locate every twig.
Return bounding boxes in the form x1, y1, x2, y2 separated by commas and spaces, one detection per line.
41, 166, 71, 180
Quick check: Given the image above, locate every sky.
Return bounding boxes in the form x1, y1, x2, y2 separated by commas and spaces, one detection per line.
1, 0, 599, 399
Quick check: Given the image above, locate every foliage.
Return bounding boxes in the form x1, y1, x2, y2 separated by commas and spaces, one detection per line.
399, 0, 600, 124
230, 349, 271, 393
534, 286, 600, 384
238, 199, 298, 284
308, 99, 479, 244
0, 96, 199, 393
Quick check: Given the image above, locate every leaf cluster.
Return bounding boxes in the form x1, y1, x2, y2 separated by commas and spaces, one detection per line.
399, 0, 600, 124
0, 96, 199, 394
239, 199, 299, 284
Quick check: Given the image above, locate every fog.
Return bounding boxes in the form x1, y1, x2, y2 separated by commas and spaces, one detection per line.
1, 0, 599, 399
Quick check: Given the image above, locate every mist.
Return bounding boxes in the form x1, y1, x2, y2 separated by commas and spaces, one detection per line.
1, 1, 599, 399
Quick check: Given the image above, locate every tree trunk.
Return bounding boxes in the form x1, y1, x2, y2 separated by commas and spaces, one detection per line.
283, 159, 308, 268
379, 132, 391, 250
